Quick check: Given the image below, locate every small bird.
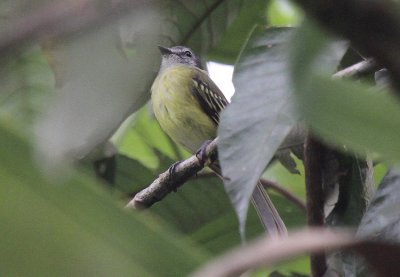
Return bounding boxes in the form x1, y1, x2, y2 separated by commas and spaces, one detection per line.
151, 45, 287, 236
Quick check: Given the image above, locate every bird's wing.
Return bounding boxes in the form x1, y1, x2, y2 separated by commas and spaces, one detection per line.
191, 69, 287, 237
191, 69, 229, 125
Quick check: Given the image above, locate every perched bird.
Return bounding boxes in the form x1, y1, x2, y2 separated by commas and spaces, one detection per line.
151, 45, 287, 236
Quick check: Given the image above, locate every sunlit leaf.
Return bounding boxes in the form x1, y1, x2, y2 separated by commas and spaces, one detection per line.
267, 0, 303, 27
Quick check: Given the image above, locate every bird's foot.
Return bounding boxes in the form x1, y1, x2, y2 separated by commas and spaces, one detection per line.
168, 161, 182, 192
196, 140, 213, 167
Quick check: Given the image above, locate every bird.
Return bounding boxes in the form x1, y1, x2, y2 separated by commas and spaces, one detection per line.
151, 45, 287, 237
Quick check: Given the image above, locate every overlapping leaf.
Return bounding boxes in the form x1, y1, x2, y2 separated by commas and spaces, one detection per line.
219, 26, 298, 235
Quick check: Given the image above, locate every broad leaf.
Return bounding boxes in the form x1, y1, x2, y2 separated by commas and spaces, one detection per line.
358, 169, 400, 239
219, 26, 298, 235
297, 76, 400, 164
354, 169, 400, 275
0, 123, 207, 276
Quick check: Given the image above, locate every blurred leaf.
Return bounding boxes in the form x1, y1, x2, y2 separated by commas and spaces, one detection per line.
35, 5, 161, 168
358, 168, 400, 240
0, 47, 54, 132
289, 20, 348, 88
208, 0, 269, 63
0, 123, 207, 276
267, 0, 303, 27
288, 21, 400, 164
219, 26, 299, 233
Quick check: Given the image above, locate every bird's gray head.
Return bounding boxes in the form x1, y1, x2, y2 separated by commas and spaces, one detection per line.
158, 45, 204, 72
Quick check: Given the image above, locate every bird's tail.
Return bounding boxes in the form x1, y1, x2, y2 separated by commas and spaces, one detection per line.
209, 163, 287, 237
252, 181, 287, 237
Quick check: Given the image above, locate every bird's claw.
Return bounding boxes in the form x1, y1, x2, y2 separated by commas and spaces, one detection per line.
196, 140, 213, 167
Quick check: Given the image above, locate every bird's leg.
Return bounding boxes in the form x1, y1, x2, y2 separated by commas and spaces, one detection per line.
195, 140, 214, 167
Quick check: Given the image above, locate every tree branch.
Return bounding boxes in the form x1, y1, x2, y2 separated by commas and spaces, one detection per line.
333, 58, 378, 79
126, 57, 378, 211
304, 136, 327, 276
126, 138, 218, 209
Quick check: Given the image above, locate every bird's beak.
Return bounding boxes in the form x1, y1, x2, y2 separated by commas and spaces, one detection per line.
158, 45, 172, 55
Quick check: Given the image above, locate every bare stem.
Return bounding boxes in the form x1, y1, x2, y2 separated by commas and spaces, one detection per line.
304, 136, 327, 276
333, 58, 378, 79
126, 138, 218, 209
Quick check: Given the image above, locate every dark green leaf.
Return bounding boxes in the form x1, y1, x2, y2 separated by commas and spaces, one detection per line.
35, 6, 161, 168
219, 26, 299, 233
358, 169, 400, 240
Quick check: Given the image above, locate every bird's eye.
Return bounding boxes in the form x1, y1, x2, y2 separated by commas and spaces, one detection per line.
184, 51, 192, 57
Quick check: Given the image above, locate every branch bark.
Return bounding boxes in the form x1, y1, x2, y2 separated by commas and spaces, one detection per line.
126, 138, 218, 209
333, 58, 378, 79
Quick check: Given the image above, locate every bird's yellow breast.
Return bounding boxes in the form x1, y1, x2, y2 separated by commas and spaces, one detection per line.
151, 65, 217, 153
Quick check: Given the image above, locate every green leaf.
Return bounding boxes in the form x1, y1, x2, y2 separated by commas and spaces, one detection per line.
0, 47, 54, 132
289, 21, 400, 163
355, 169, 400, 275
0, 124, 207, 276
358, 169, 400, 239
219, 26, 299, 233
35, 5, 161, 168
267, 0, 303, 27
299, 76, 400, 164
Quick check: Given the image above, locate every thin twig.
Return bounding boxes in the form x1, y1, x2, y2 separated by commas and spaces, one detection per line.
260, 179, 306, 212
126, 138, 218, 209
333, 58, 379, 79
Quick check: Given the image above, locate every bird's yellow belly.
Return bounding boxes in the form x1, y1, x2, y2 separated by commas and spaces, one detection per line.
151, 67, 217, 153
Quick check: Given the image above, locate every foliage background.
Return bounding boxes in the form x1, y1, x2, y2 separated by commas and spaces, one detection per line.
1, 0, 399, 276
